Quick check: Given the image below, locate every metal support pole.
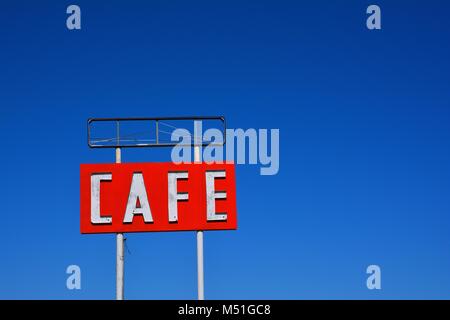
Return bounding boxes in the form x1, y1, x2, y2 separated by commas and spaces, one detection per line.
197, 229, 204, 300
194, 144, 204, 300
116, 147, 124, 300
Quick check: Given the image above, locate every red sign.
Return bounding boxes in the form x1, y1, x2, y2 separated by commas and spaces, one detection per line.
80, 162, 237, 234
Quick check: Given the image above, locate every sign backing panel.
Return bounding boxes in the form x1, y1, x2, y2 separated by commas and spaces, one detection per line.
80, 162, 237, 234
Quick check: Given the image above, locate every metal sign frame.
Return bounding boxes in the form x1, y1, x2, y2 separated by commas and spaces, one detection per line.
87, 116, 226, 148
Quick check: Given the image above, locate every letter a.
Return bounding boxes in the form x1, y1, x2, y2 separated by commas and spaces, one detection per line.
366, 265, 381, 289
66, 265, 81, 290
366, 5, 381, 30
66, 5, 81, 30
123, 173, 153, 223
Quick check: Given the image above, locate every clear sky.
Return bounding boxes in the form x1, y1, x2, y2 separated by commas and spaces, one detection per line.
1, 0, 450, 299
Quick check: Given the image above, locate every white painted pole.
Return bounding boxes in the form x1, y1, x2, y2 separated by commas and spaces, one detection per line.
197, 229, 204, 300
194, 145, 204, 300
116, 147, 124, 300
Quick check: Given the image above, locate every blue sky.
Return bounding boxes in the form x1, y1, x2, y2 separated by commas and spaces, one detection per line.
1, 0, 450, 299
